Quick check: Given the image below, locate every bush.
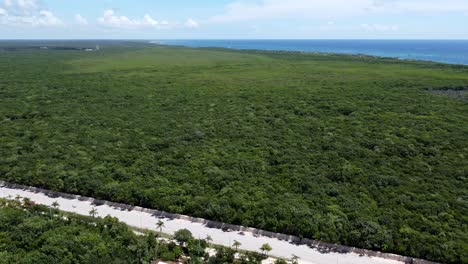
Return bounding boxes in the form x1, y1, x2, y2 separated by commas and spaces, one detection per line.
174, 229, 194, 245
160, 251, 176, 262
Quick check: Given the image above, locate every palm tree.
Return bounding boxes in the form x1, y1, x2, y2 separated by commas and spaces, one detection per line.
89, 207, 98, 218
260, 243, 272, 256
233, 240, 242, 251
156, 220, 165, 234
22, 197, 31, 206
52, 201, 60, 209
206, 235, 213, 247
50, 201, 60, 218
291, 254, 300, 264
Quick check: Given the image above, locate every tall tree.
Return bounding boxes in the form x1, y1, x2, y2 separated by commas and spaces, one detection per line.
156, 220, 165, 234
233, 240, 241, 251
89, 207, 98, 218
260, 243, 272, 256
291, 254, 300, 264
205, 235, 213, 247
52, 201, 60, 209
51, 201, 61, 217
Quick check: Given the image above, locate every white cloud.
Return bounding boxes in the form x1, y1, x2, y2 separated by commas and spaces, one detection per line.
184, 18, 199, 28
75, 14, 88, 25
1, 0, 38, 14
17, 0, 36, 11
97, 10, 198, 30
360, 23, 399, 32
142, 14, 159, 26
212, 0, 468, 22
0, 8, 63, 26
37, 10, 62, 26
0, 0, 63, 27
98, 9, 167, 29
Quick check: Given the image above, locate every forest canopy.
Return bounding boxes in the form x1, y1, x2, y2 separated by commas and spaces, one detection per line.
0, 42, 467, 263
0, 198, 274, 264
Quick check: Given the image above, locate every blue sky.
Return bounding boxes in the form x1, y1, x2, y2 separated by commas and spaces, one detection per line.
0, 0, 467, 39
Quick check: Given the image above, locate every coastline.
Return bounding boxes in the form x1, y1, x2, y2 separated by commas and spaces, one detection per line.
150, 39, 468, 66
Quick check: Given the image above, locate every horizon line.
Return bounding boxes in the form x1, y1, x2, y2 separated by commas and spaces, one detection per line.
1, 38, 468, 41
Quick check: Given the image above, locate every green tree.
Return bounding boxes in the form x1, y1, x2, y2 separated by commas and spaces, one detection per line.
173, 245, 184, 258
291, 254, 300, 264
52, 201, 60, 209
174, 229, 193, 245
89, 207, 98, 218
156, 220, 165, 234
22, 197, 32, 205
51, 201, 60, 216
233, 240, 242, 251
205, 235, 213, 247
260, 243, 272, 256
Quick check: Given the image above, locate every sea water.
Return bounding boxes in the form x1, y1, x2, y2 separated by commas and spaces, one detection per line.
156, 39, 468, 65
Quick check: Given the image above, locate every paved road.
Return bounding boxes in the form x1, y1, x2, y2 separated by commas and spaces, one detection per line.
0, 184, 403, 264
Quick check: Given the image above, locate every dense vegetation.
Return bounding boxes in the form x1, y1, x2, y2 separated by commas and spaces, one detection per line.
0, 198, 280, 264
0, 41, 467, 263
0, 198, 153, 263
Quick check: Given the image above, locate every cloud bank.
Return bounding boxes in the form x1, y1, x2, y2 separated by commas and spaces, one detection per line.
185, 18, 199, 28
97, 10, 199, 30
0, 0, 63, 26
0, 1, 199, 30
98, 10, 165, 29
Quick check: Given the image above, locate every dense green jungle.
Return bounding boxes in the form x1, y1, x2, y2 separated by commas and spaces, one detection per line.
0, 41, 467, 263
0, 198, 271, 264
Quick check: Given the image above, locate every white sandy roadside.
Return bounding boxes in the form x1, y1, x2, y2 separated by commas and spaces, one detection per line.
0, 185, 403, 264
